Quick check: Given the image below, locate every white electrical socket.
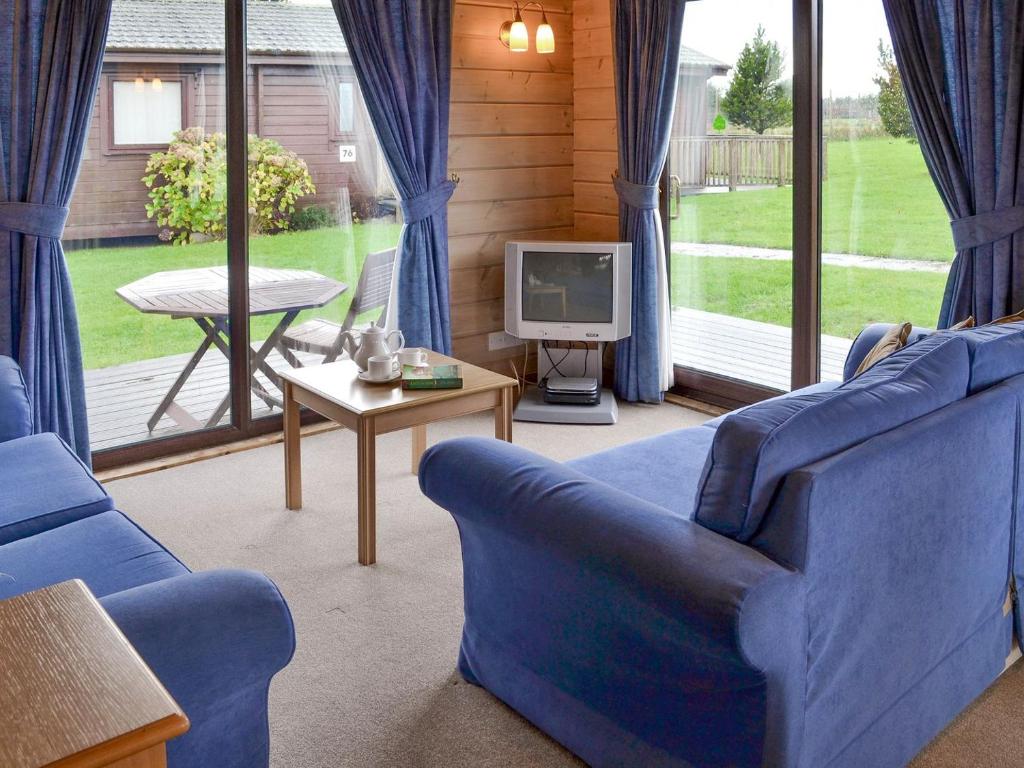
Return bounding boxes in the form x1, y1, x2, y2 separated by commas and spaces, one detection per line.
488, 331, 524, 351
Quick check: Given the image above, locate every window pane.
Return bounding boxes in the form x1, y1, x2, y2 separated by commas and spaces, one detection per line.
66, 2, 230, 453
246, 0, 400, 421
669, 2, 794, 392
820, 1, 952, 381
112, 79, 182, 145
338, 81, 355, 133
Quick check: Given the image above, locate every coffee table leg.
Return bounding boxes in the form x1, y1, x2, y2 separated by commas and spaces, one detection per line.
411, 424, 427, 475
284, 381, 302, 510
357, 415, 377, 565
495, 386, 513, 442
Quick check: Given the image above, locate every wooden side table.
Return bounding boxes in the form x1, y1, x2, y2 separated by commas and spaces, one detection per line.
0, 580, 189, 768
279, 351, 516, 566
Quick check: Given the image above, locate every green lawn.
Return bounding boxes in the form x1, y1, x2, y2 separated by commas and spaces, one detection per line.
672, 137, 955, 261
68, 223, 401, 369
672, 253, 948, 339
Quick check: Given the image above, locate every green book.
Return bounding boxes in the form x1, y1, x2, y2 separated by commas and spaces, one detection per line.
401, 363, 464, 390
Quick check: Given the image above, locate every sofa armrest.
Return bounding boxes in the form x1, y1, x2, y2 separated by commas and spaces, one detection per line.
420, 437, 806, 765
0, 356, 32, 442
753, 381, 1020, 767
99, 569, 295, 722
843, 323, 932, 380
421, 437, 797, 653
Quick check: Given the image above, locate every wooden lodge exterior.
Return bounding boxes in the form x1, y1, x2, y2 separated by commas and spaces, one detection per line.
66, 0, 391, 243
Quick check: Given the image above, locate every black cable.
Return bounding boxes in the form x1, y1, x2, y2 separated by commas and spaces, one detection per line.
542, 340, 573, 381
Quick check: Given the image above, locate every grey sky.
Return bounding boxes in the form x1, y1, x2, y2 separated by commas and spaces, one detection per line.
684, 0, 893, 98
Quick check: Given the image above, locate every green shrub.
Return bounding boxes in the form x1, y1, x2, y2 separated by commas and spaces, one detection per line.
143, 127, 316, 244
291, 205, 338, 231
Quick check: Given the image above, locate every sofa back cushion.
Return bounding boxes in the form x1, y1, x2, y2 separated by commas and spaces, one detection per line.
0, 356, 32, 443
693, 334, 970, 542
947, 320, 1024, 394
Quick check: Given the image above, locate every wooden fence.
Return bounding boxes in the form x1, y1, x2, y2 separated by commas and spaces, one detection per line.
668, 135, 825, 191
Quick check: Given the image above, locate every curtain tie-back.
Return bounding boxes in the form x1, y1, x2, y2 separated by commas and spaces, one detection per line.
950, 205, 1024, 251
0, 201, 69, 238
612, 173, 659, 211
400, 179, 457, 224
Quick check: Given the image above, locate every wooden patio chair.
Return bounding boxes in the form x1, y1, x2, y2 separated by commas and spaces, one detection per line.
281, 247, 398, 364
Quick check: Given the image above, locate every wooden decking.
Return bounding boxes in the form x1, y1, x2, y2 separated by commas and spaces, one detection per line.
671, 307, 851, 391
85, 346, 321, 452
84, 309, 854, 452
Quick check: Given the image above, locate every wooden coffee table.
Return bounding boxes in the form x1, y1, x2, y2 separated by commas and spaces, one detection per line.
279, 352, 515, 565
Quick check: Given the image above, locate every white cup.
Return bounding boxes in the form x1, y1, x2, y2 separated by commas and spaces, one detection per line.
398, 347, 428, 367
367, 354, 398, 381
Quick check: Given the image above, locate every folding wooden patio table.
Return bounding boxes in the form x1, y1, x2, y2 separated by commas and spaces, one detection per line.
117, 266, 347, 432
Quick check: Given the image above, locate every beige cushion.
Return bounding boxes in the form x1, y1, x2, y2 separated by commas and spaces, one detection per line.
990, 308, 1024, 325
854, 322, 913, 376
950, 315, 975, 330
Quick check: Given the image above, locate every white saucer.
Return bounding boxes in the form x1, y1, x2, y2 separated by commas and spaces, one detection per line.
357, 370, 401, 384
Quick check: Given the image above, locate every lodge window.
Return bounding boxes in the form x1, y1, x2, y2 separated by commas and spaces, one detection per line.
330, 77, 357, 139
106, 75, 189, 152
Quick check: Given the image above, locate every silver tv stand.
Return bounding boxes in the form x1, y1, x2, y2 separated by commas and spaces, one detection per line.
513, 340, 618, 425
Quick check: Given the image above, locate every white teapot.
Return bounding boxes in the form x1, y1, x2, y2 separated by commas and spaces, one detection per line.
339, 322, 405, 372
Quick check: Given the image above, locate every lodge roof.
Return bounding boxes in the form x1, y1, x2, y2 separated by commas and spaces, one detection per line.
107, 0, 348, 56
680, 46, 731, 75
107, 0, 730, 75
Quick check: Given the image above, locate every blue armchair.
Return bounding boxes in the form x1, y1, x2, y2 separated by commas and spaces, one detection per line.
421, 323, 1024, 768
0, 355, 295, 767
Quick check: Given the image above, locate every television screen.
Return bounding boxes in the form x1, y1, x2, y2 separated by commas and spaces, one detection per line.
521, 250, 614, 323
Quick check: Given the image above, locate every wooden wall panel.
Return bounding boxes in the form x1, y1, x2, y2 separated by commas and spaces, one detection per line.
572, 0, 618, 241
448, 135, 572, 170
447, 0, 574, 372
451, 70, 572, 104
572, 0, 612, 214
449, 227, 575, 270
574, 180, 617, 215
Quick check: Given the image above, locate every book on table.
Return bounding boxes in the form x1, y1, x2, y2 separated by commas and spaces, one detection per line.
401, 363, 464, 390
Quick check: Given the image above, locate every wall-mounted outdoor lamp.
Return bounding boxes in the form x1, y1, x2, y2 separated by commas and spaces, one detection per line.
498, 2, 555, 54
134, 77, 164, 92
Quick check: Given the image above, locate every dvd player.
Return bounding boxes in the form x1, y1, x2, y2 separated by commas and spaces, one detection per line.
543, 376, 601, 405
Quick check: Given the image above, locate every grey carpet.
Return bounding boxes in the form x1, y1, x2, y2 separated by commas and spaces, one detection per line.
107, 403, 1022, 767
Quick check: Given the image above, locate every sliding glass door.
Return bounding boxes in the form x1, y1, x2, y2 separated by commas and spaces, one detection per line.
64, 1, 400, 468
668, 0, 952, 398
667, 0, 794, 394
65, 2, 231, 453
243, 0, 401, 423
819, 0, 952, 380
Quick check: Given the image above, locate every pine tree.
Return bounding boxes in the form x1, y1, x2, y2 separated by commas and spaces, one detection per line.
874, 41, 915, 139
721, 26, 792, 135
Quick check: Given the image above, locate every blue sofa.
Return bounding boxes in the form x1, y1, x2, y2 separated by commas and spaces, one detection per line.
0, 356, 295, 767
420, 322, 1024, 768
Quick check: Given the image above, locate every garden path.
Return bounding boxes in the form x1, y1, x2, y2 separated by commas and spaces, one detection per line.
672, 242, 951, 273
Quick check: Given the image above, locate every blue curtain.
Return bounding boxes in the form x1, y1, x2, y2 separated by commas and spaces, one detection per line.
0, 0, 111, 463
331, 0, 455, 354
611, 0, 686, 403
883, 0, 1024, 325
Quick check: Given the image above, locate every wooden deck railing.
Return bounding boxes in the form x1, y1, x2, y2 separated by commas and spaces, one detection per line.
669, 135, 825, 191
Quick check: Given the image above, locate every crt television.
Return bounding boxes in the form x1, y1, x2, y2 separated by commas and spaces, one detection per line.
505, 241, 632, 342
